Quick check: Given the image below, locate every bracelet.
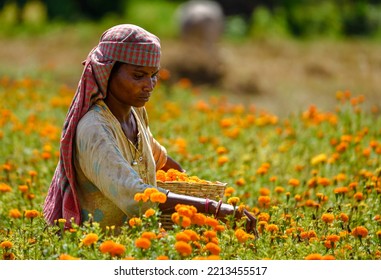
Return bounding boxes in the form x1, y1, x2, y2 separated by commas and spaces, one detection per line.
205, 198, 210, 213
214, 200, 223, 218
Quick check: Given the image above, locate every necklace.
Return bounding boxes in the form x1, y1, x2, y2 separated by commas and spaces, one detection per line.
125, 111, 139, 166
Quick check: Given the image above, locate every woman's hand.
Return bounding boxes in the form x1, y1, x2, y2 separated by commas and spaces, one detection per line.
214, 201, 259, 238
161, 156, 185, 172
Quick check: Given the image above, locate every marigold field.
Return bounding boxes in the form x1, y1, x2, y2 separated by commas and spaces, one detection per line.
0, 74, 381, 260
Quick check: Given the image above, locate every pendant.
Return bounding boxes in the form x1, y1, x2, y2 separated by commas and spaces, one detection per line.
131, 160, 138, 166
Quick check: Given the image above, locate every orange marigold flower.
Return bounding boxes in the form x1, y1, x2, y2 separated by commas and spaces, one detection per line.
59, 254, 80, 260
334, 187, 349, 194
81, 233, 99, 246
338, 213, 349, 223
326, 234, 340, 243
18, 184, 28, 193
128, 217, 142, 227
258, 195, 271, 206
321, 213, 335, 224
176, 232, 191, 243
156, 255, 169, 260
0, 241, 13, 249
99, 240, 115, 254
353, 192, 364, 201
0, 183, 12, 193
205, 242, 221, 255
258, 212, 270, 222
274, 186, 284, 193
141, 231, 156, 240
134, 193, 149, 202
111, 243, 126, 257
235, 177, 246, 186
144, 208, 156, 218
135, 237, 151, 250
352, 226, 368, 238
183, 229, 200, 241
235, 228, 254, 243
322, 255, 335, 260
266, 224, 279, 233
317, 177, 330, 187
191, 213, 206, 226
175, 241, 192, 256
150, 192, 167, 203
144, 187, 158, 196
205, 217, 219, 228
204, 230, 217, 240
9, 208, 22, 219
28, 170, 37, 177
224, 186, 235, 197
288, 178, 300, 187
217, 155, 229, 166
24, 209, 39, 219
305, 253, 322, 260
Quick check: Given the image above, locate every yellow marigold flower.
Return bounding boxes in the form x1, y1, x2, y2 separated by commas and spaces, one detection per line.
376, 230, 381, 239
224, 186, 235, 197
0, 241, 13, 249
311, 153, 327, 165
305, 253, 322, 260
266, 224, 279, 233
175, 241, 192, 256
128, 217, 142, 227
227, 196, 240, 206
321, 213, 335, 224
216, 146, 228, 154
135, 237, 151, 250
58, 218, 67, 224
9, 208, 22, 219
150, 192, 167, 203
81, 233, 99, 246
205, 242, 221, 255
59, 254, 80, 260
144, 208, 156, 218
176, 232, 191, 243
352, 226, 368, 238
24, 209, 39, 219
0, 183, 12, 193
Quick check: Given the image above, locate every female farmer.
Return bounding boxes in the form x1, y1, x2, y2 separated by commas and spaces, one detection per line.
43, 24, 257, 234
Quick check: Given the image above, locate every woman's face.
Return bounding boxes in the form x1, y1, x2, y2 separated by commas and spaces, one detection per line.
107, 63, 159, 108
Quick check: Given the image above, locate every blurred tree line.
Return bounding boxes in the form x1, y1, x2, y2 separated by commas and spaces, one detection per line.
1, 0, 381, 38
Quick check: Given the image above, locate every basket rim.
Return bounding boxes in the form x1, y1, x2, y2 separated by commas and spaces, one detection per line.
156, 180, 227, 187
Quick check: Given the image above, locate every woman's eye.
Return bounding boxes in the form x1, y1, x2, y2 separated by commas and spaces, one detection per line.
134, 73, 144, 79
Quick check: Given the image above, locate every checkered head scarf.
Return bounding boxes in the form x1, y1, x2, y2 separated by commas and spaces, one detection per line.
43, 24, 161, 226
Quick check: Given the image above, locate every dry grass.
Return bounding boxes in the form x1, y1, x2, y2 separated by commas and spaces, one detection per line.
1, 32, 381, 116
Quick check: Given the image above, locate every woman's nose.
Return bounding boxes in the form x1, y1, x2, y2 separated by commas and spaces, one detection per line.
143, 77, 156, 92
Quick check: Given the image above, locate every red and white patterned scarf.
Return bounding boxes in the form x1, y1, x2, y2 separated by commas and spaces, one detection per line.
43, 24, 161, 226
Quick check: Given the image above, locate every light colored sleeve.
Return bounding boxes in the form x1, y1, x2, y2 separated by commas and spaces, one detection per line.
137, 107, 168, 170
75, 114, 157, 218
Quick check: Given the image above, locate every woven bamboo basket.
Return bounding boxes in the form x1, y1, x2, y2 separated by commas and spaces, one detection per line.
157, 180, 227, 230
